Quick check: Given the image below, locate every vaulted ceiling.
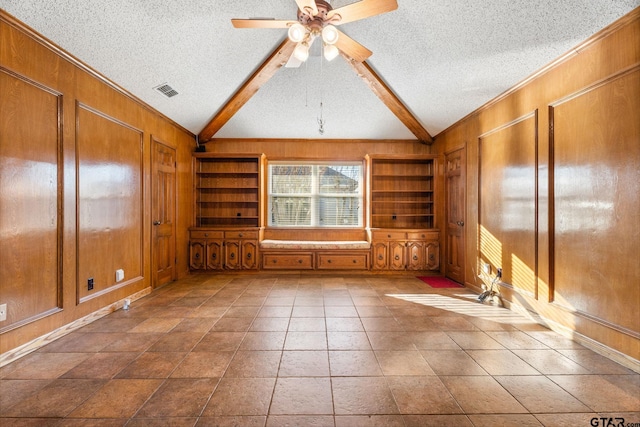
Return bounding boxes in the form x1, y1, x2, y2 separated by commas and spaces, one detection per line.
2, 1, 637, 142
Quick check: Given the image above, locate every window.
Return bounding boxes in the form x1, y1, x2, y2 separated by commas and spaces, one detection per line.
268, 161, 363, 227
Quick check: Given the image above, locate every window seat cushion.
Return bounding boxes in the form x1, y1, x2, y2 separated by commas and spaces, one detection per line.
259, 239, 371, 250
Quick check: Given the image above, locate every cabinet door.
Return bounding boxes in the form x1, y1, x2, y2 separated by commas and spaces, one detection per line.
425, 242, 440, 270
389, 241, 406, 270
241, 240, 258, 270
189, 241, 206, 270
371, 242, 388, 270
225, 240, 241, 270
406, 241, 425, 270
206, 240, 223, 270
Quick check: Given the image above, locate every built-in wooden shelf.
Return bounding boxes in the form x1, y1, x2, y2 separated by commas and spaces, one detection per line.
370, 155, 436, 229
193, 154, 264, 228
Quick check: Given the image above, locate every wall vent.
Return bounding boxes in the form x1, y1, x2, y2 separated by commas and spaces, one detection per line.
154, 83, 179, 98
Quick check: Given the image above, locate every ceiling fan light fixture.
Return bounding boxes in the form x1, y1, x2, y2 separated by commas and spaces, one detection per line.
288, 23, 307, 43
323, 43, 339, 61
321, 24, 339, 44
293, 41, 310, 62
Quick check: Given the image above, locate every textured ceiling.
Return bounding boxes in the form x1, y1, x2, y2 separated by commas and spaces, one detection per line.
1, 0, 638, 139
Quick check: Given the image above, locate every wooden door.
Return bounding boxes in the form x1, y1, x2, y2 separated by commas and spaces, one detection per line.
389, 241, 406, 270
445, 147, 465, 283
371, 242, 389, 270
425, 242, 440, 270
241, 240, 258, 270
206, 240, 223, 270
406, 241, 424, 270
152, 140, 176, 287
225, 240, 241, 270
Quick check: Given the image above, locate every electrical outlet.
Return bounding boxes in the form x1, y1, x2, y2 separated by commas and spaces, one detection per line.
115, 269, 124, 282
496, 268, 503, 278
0, 303, 6, 322
482, 263, 491, 275
88, 278, 94, 291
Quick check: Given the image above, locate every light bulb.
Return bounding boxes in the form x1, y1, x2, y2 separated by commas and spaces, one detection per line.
323, 44, 339, 61
293, 42, 310, 62
322, 25, 339, 45
288, 23, 306, 43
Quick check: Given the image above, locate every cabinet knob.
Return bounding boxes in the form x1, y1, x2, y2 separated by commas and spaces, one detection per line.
204, 233, 209, 237
246, 253, 251, 259
194, 253, 200, 259
298, 259, 303, 263
239, 233, 243, 238
230, 253, 235, 259
328, 259, 332, 263
353, 259, 357, 263
394, 255, 400, 260
153, 221, 161, 226
273, 260, 277, 263
212, 254, 216, 259
413, 255, 418, 260
387, 234, 391, 238
457, 221, 464, 226
378, 255, 383, 260
430, 254, 435, 260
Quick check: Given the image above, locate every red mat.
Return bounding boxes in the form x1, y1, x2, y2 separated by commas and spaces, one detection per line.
417, 276, 464, 288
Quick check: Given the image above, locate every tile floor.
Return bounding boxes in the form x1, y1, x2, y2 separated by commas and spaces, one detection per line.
1, 273, 638, 426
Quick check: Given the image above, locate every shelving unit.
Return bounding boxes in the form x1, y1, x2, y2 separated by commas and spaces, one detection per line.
370, 156, 435, 229
193, 154, 263, 228
190, 154, 263, 271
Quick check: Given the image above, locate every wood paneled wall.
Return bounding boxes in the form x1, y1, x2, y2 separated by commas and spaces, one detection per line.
435, 9, 639, 362
204, 139, 433, 160
0, 11, 195, 354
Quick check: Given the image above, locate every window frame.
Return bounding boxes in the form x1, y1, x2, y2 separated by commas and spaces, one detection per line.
267, 160, 365, 228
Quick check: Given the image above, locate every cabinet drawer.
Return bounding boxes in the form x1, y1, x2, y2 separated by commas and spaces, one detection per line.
371, 230, 406, 240
225, 230, 259, 239
317, 253, 369, 270
190, 230, 224, 239
262, 253, 313, 269
407, 231, 439, 240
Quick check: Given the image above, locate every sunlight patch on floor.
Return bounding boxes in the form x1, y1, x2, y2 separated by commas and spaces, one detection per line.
386, 293, 532, 324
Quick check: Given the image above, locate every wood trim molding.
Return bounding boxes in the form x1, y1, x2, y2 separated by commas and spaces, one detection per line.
0, 287, 151, 368
435, 7, 640, 138
207, 138, 423, 144
198, 38, 297, 142
0, 9, 194, 137
341, 54, 433, 144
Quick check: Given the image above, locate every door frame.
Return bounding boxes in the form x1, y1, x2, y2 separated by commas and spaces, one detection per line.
444, 144, 466, 284
151, 137, 177, 288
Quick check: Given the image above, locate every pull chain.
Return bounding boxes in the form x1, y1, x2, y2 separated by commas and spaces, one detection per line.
317, 53, 326, 135
304, 57, 309, 108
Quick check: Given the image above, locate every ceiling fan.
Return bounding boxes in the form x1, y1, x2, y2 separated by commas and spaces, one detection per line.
232, 0, 398, 67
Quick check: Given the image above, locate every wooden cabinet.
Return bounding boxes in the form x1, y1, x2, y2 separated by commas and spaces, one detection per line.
190, 154, 263, 271
194, 154, 263, 228
189, 230, 223, 270
261, 251, 369, 270
263, 253, 314, 270
317, 252, 369, 270
371, 229, 439, 271
189, 229, 258, 271
370, 155, 435, 229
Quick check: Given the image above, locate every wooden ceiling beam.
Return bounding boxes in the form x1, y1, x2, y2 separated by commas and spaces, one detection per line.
341, 53, 433, 144
198, 38, 296, 142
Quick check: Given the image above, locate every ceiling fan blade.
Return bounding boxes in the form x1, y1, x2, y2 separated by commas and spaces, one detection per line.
231, 19, 295, 29
285, 52, 304, 68
334, 30, 372, 63
328, 0, 398, 25
295, 0, 318, 16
